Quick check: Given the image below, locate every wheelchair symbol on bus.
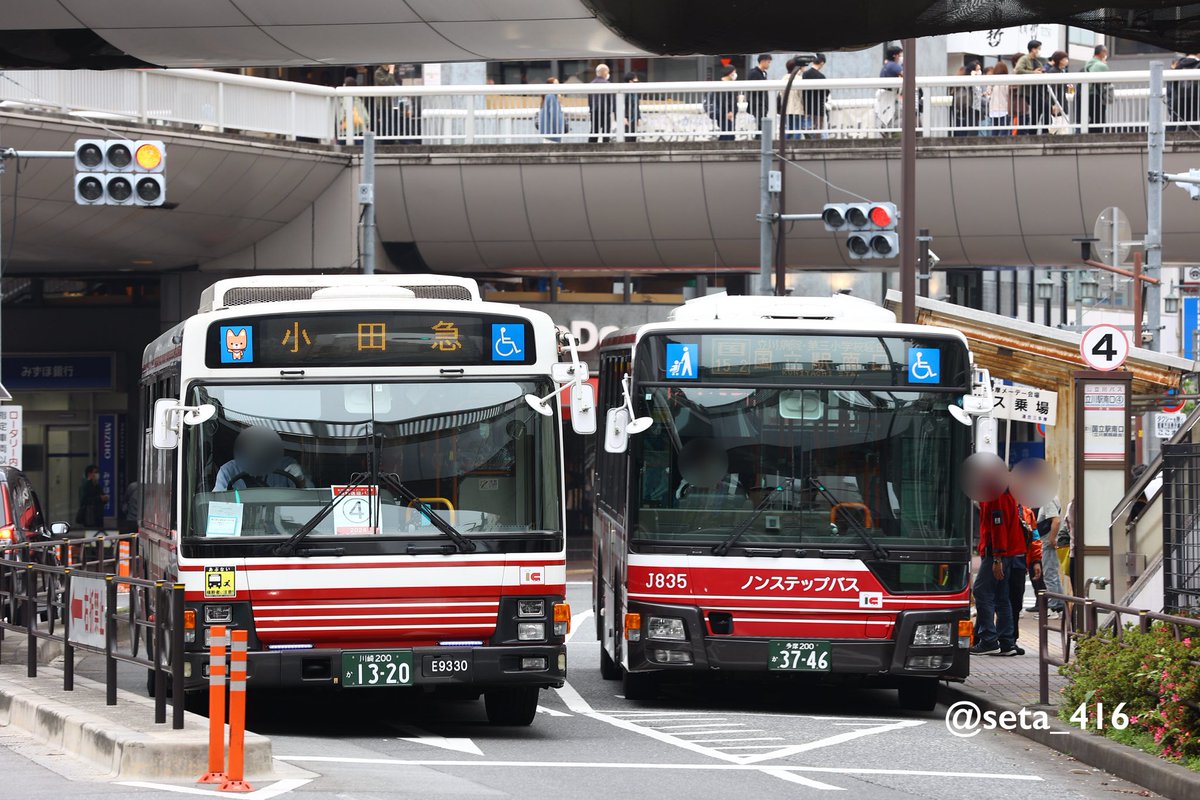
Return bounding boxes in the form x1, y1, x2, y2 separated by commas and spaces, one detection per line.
907, 348, 940, 384
491, 324, 525, 361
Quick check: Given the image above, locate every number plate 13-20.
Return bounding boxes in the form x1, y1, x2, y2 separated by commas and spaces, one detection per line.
342, 650, 414, 687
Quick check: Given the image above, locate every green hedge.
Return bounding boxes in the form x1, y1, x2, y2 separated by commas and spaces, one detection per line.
1060, 622, 1200, 766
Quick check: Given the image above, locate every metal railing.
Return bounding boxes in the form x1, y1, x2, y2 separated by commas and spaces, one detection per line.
1036, 589, 1200, 707
0, 533, 186, 729
4, 68, 1200, 146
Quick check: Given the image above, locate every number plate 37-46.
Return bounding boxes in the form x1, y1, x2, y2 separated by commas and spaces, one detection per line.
341, 650, 414, 687
768, 640, 831, 672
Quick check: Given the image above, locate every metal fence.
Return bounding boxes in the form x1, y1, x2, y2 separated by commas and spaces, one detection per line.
4, 68, 1200, 146
1163, 442, 1200, 614
1036, 590, 1200, 706
0, 533, 186, 729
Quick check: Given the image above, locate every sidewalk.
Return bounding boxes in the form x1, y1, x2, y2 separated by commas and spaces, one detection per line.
0, 635, 282, 781
944, 613, 1200, 800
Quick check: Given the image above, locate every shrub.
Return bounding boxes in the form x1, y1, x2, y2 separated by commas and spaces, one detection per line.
1059, 622, 1200, 763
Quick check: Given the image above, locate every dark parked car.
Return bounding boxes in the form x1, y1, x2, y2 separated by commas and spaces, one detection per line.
1, 466, 67, 625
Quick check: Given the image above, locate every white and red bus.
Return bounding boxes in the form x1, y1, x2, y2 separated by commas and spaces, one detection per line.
141, 275, 592, 725
593, 293, 978, 710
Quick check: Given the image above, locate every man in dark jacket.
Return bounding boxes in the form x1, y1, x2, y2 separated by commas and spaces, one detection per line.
747, 53, 772, 130
802, 54, 829, 137
588, 64, 615, 142
76, 464, 107, 530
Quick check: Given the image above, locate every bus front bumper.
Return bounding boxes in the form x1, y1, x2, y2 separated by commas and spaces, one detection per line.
625, 600, 970, 682
181, 643, 566, 691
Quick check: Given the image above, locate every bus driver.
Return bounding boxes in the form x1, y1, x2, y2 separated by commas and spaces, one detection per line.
214, 426, 307, 491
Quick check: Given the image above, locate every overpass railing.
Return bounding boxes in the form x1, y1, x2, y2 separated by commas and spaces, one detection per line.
3, 68, 1199, 146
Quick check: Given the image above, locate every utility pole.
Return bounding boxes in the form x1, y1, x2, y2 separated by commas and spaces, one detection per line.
758, 117, 775, 296
1145, 61, 1164, 350
900, 38, 918, 324
360, 131, 376, 275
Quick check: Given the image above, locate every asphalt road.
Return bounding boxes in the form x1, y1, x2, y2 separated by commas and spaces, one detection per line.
4, 580, 1158, 799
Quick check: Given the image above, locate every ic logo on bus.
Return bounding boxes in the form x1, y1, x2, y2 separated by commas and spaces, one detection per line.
859, 591, 884, 609
520, 566, 546, 585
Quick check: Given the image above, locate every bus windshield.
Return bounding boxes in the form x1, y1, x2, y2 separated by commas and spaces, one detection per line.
182, 380, 560, 541
631, 385, 970, 550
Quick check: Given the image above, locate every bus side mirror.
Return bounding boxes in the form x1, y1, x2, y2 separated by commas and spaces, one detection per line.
571, 382, 597, 435
153, 398, 216, 450
605, 407, 630, 453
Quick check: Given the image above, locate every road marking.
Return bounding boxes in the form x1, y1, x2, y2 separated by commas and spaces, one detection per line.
674, 729, 762, 736
737, 719, 926, 764
646, 722, 733, 729
554, 678, 595, 714
116, 779, 312, 798
689, 737, 784, 743
566, 610, 593, 643
389, 724, 483, 756
720, 745, 795, 751
760, 768, 845, 790
536, 705, 572, 717
276, 756, 1044, 782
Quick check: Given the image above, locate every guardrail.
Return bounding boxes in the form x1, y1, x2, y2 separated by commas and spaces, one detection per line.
0, 533, 186, 729
4, 68, 1200, 146
1036, 589, 1200, 707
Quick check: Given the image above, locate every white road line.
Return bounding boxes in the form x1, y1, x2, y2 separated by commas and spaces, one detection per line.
760, 768, 845, 790
738, 719, 926, 765
596, 709, 910, 723
688, 737, 784, 744
117, 779, 312, 798
632, 718, 726, 724
566, 610, 593, 643
718, 746, 795, 751
675, 729, 762, 736
276, 756, 1044, 782
646, 722, 733, 729
554, 679, 596, 715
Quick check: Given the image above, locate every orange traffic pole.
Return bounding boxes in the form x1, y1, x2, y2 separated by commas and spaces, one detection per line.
219, 629, 253, 792
197, 625, 227, 784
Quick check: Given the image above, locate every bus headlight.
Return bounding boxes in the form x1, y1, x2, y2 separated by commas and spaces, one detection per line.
647, 616, 687, 641
912, 623, 951, 647
518, 622, 545, 641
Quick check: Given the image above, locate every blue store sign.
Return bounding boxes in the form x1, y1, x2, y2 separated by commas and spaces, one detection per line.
2, 354, 114, 390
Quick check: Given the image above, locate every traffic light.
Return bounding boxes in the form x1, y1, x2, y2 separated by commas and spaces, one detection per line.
822, 201, 899, 259
74, 139, 165, 206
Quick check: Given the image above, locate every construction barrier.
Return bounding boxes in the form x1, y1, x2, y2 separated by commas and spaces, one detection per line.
197, 625, 228, 784
220, 629, 253, 793
116, 540, 131, 594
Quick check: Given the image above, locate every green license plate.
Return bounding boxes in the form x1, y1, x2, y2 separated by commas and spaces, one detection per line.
341, 650, 414, 687
769, 640, 831, 672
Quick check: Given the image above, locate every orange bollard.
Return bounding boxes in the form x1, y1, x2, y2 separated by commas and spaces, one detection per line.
219, 629, 253, 793
197, 625, 228, 784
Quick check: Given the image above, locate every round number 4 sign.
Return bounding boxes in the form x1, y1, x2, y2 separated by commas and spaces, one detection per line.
1080, 323, 1130, 372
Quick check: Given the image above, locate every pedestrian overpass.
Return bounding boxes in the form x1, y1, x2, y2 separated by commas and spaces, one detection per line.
2, 68, 1200, 276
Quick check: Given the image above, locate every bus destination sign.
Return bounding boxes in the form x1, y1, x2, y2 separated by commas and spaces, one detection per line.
206, 312, 535, 368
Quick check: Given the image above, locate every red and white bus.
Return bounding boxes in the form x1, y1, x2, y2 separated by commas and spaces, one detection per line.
593, 293, 978, 710
140, 275, 593, 725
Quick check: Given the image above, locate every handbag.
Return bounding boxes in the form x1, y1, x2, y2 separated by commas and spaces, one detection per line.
1049, 113, 1072, 134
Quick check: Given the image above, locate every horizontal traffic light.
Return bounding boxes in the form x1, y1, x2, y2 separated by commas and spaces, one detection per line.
74, 138, 165, 206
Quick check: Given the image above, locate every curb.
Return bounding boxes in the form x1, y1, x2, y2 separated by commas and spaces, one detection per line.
940, 683, 1200, 800
0, 669, 274, 781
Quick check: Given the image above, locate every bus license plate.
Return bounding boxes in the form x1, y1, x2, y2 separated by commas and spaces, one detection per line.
768, 640, 831, 672
341, 650, 414, 687
424, 654, 473, 678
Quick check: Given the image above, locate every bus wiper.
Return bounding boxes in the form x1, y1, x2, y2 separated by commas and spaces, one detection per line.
712, 486, 782, 556
274, 472, 367, 557
377, 472, 477, 553
807, 477, 888, 560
